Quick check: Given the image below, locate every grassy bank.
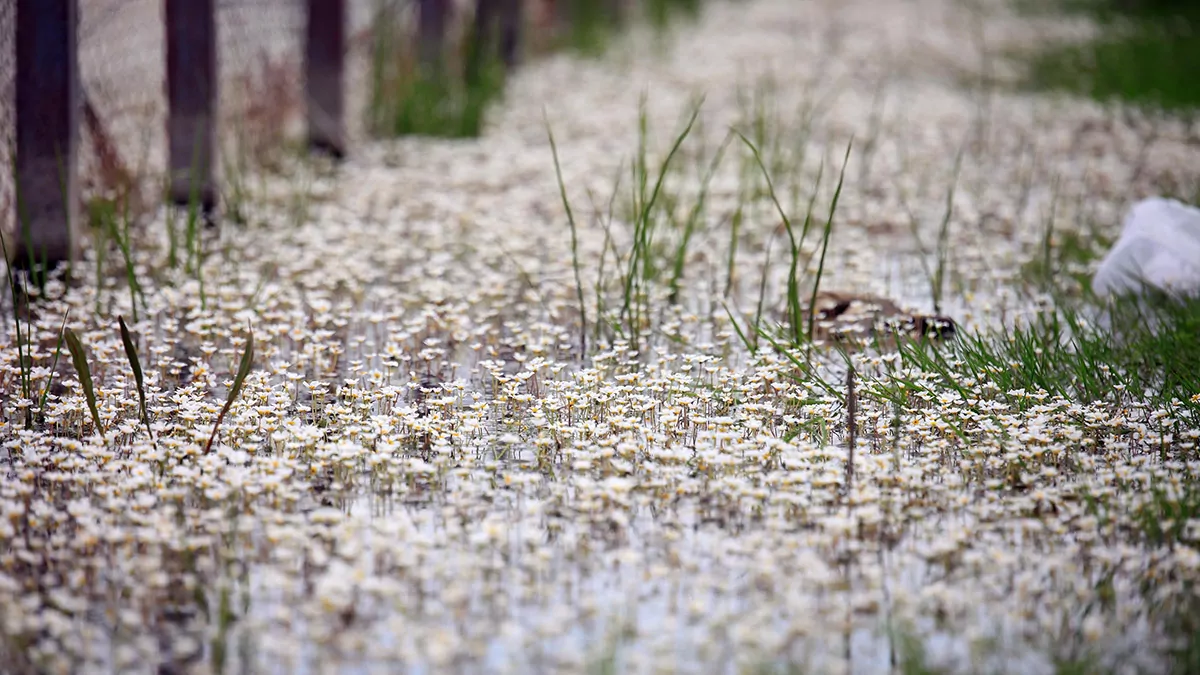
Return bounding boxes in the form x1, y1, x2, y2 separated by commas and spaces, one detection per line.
1019, 0, 1200, 111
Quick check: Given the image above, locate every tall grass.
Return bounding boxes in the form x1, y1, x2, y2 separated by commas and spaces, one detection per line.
368, 2, 507, 139
805, 140, 852, 343
734, 134, 853, 348
368, 0, 713, 139
644, 0, 704, 32
563, 0, 623, 56
546, 117, 589, 356
89, 198, 145, 322
617, 99, 703, 353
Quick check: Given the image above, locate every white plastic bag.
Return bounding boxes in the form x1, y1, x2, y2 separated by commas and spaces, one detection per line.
1092, 197, 1200, 299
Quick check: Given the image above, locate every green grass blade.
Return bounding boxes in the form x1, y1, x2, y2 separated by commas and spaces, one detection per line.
36, 309, 70, 417
546, 115, 588, 357
0, 224, 33, 427
806, 139, 853, 342
669, 130, 732, 304
735, 129, 825, 345
931, 141, 966, 315
119, 316, 153, 442
622, 99, 704, 326
65, 328, 105, 443
751, 232, 777, 353
37, 309, 70, 424
723, 303, 755, 356
204, 326, 255, 454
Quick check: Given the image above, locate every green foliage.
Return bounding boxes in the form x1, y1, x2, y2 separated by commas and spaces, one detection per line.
617, 99, 703, 353
1018, 0, 1200, 111
65, 327, 105, 443
204, 327, 255, 454
564, 0, 623, 56
891, 292, 1200, 414
644, 0, 704, 32
89, 196, 145, 322
119, 316, 153, 442
368, 5, 507, 139
805, 140, 851, 343
547, 117, 589, 356
734, 133, 852, 349
1023, 224, 1113, 295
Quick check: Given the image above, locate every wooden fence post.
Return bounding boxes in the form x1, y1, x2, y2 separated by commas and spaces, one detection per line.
466, 0, 497, 85
499, 0, 522, 68
417, 0, 449, 73
467, 0, 522, 85
165, 0, 217, 221
306, 0, 346, 159
13, 0, 80, 272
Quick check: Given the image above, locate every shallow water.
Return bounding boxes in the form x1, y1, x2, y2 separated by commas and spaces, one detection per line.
4, 0, 1199, 672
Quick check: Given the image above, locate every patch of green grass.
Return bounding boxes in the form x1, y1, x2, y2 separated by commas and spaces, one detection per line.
615, 98, 704, 353
1017, 0, 1200, 111
890, 291, 1200, 415
556, 0, 706, 57
368, 5, 508, 139
644, 0, 704, 33
554, 96, 717, 356
371, 64, 507, 139
88, 196, 146, 322
1020, 0, 1199, 21
404, 74, 487, 137
367, 0, 715, 138
564, 0, 624, 56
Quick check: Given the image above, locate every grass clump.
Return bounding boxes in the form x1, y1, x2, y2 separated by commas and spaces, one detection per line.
888, 290, 1200, 416
555, 98, 716, 356
644, 0, 704, 32
368, 3, 508, 138
562, 0, 625, 56
1018, 0, 1200, 111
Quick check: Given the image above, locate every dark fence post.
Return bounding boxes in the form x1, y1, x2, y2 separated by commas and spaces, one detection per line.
466, 0, 497, 85
306, 0, 346, 159
165, 0, 217, 221
417, 0, 449, 73
499, 0, 522, 69
13, 0, 80, 271
467, 0, 521, 84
